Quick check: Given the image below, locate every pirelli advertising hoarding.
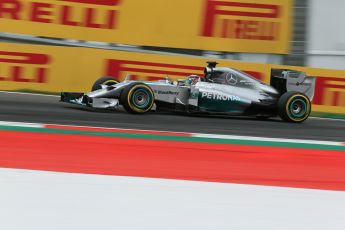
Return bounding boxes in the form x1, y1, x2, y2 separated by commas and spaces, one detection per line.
0, 0, 292, 54
0, 42, 345, 114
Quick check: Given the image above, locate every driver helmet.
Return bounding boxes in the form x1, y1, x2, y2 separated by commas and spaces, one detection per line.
187, 75, 201, 85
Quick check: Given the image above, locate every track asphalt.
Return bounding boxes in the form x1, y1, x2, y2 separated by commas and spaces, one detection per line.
0, 91, 344, 141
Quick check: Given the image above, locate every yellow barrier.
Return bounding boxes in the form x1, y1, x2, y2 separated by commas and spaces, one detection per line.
0, 42, 344, 114
0, 0, 292, 54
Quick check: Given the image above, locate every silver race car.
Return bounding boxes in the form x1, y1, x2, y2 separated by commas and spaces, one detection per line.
61, 62, 316, 123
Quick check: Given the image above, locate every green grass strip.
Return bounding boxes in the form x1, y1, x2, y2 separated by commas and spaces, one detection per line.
0, 125, 344, 151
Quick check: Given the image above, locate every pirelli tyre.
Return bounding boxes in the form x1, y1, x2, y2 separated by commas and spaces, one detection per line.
92, 76, 119, 91
278, 92, 311, 123
120, 82, 155, 114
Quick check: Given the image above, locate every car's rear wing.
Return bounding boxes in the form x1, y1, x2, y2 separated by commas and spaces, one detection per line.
270, 69, 316, 101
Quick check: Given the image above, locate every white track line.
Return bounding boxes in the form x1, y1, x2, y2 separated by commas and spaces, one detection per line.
0, 121, 44, 128
0, 91, 60, 97
193, 133, 344, 146
45, 123, 192, 135
44, 122, 344, 146
0, 120, 343, 146
310, 116, 345, 122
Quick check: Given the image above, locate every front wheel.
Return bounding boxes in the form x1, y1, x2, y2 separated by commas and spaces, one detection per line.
120, 82, 155, 114
278, 92, 311, 123
91, 76, 119, 91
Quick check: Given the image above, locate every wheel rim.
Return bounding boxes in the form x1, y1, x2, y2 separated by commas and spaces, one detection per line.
131, 88, 151, 109
289, 98, 307, 118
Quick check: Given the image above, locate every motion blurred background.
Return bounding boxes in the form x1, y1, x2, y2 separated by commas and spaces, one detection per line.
0, 0, 344, 115
1, 0, 344, 68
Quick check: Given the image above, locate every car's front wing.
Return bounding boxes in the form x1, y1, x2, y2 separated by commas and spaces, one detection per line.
60, 92, 120, 109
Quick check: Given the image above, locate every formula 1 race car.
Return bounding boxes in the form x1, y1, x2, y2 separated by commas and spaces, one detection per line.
61, 62, 316, 123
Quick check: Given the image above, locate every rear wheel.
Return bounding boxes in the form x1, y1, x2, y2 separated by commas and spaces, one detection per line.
92, 76, 119, 91
120, 82, 155, 114
278, 92, 311, 123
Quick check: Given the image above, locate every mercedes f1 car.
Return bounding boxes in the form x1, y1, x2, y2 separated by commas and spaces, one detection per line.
61, 62, 316, 123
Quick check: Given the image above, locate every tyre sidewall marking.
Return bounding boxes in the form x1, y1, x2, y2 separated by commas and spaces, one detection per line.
103, 80, 119, 85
